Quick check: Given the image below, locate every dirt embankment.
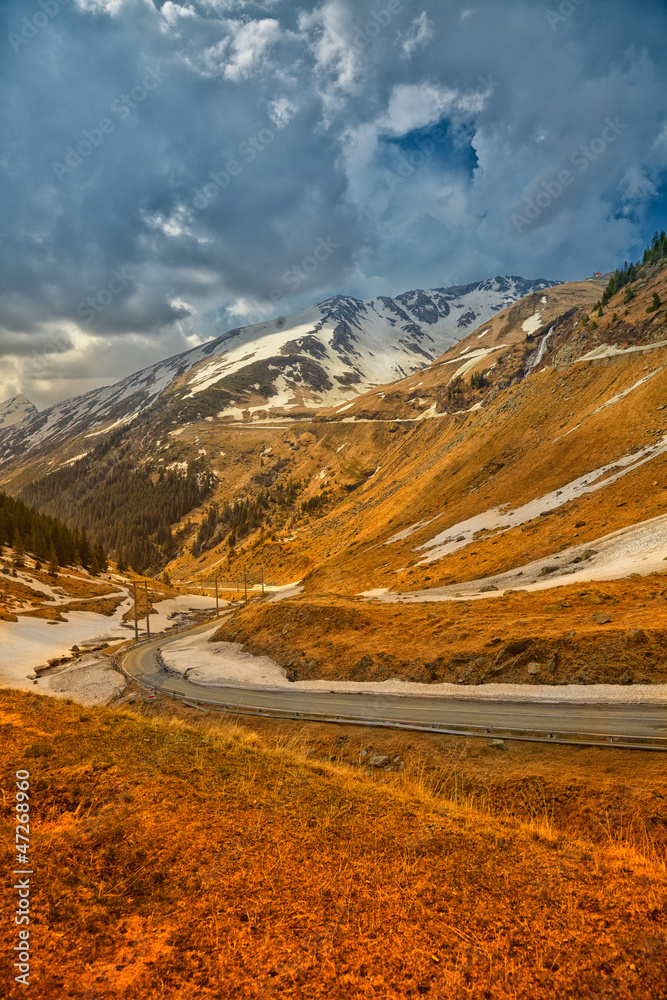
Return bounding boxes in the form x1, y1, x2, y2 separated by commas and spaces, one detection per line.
212, 575, 667, 686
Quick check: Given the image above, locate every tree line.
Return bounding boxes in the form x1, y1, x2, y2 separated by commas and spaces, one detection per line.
600, 230, 667, 308
21, 454, 215, 574
0, 490, 106, 573
191, 479, 302, 557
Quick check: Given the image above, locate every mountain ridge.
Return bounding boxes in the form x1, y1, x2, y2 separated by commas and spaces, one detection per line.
0, 275, 559, 470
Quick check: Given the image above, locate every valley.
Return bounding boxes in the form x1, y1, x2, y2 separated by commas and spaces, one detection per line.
1, 251, 666, 701
1, 243, 666, 1000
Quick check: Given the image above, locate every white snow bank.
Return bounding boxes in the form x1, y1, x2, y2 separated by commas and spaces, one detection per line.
450, 345, 505, 382
148, 595, 219, 633
591, 366, 664, 414
37, 654, 126, 706
521, 311, 542, 335
158, 627, 667, 705
0, 593, 219, 692
0, 609, 134, 690
160, 629, 287, 687
413, 434, 667, 563
267, 582, 304, 602
362, 513, 667, 603
577, 339, 667, 363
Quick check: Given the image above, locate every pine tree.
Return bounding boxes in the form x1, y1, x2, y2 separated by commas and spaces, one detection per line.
647, 291, 663, 313
13, 530, 24, 567
48, 542, 59, 577
93, 542, 107, 573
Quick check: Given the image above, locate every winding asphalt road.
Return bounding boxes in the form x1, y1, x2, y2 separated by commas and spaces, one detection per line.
121, 619, 667, 749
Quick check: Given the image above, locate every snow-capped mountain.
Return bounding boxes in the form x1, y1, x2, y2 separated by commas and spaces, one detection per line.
0, 276, 559, 465
0, 394, 38, 430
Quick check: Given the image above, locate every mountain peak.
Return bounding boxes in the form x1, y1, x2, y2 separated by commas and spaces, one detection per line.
0, 394, 38, 430
0, 275, 560, 466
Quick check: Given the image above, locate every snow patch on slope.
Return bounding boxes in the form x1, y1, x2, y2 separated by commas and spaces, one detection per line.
381, 435, 667, 564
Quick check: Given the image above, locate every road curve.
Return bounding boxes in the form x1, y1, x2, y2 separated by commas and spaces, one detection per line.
121, 620, 667, 749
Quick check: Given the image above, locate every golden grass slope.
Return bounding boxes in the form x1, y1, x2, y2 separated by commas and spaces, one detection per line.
1, 689, 666, 999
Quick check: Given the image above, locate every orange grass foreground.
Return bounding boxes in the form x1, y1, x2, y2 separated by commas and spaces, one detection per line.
1, 690, 666, 999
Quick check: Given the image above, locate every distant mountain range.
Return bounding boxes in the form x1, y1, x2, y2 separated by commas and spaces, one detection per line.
0, 275, 559, 466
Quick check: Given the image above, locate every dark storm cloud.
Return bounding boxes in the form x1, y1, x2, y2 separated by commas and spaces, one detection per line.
0, 0, 665, 406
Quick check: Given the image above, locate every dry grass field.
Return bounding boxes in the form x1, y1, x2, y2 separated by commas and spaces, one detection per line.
1, 689, 666, 999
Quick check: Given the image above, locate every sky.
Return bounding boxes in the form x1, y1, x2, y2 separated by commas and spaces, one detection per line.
1, 0, 666, 409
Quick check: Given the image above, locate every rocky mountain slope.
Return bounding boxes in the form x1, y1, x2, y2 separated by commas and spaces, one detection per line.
0, 276, 557, 472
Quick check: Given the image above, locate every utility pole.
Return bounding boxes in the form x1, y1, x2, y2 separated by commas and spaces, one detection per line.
244, 565, 248, 605
261, 566, 264, 594
215, 578, 219, 617
133, 581, 139, 641
144, 580, 150, 637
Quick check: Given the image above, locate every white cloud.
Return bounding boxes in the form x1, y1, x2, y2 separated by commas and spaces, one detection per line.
653, 121, 667, 162
225, 18, 282, 81
269, 97, 297, 129
399, 12, 435, 60
159, 2, 198, 28
298, 2, 363, 124
199, 18, 282, 81
73, 0, 127, 14
618, 166, 658, 208
379, 82, 483, 136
